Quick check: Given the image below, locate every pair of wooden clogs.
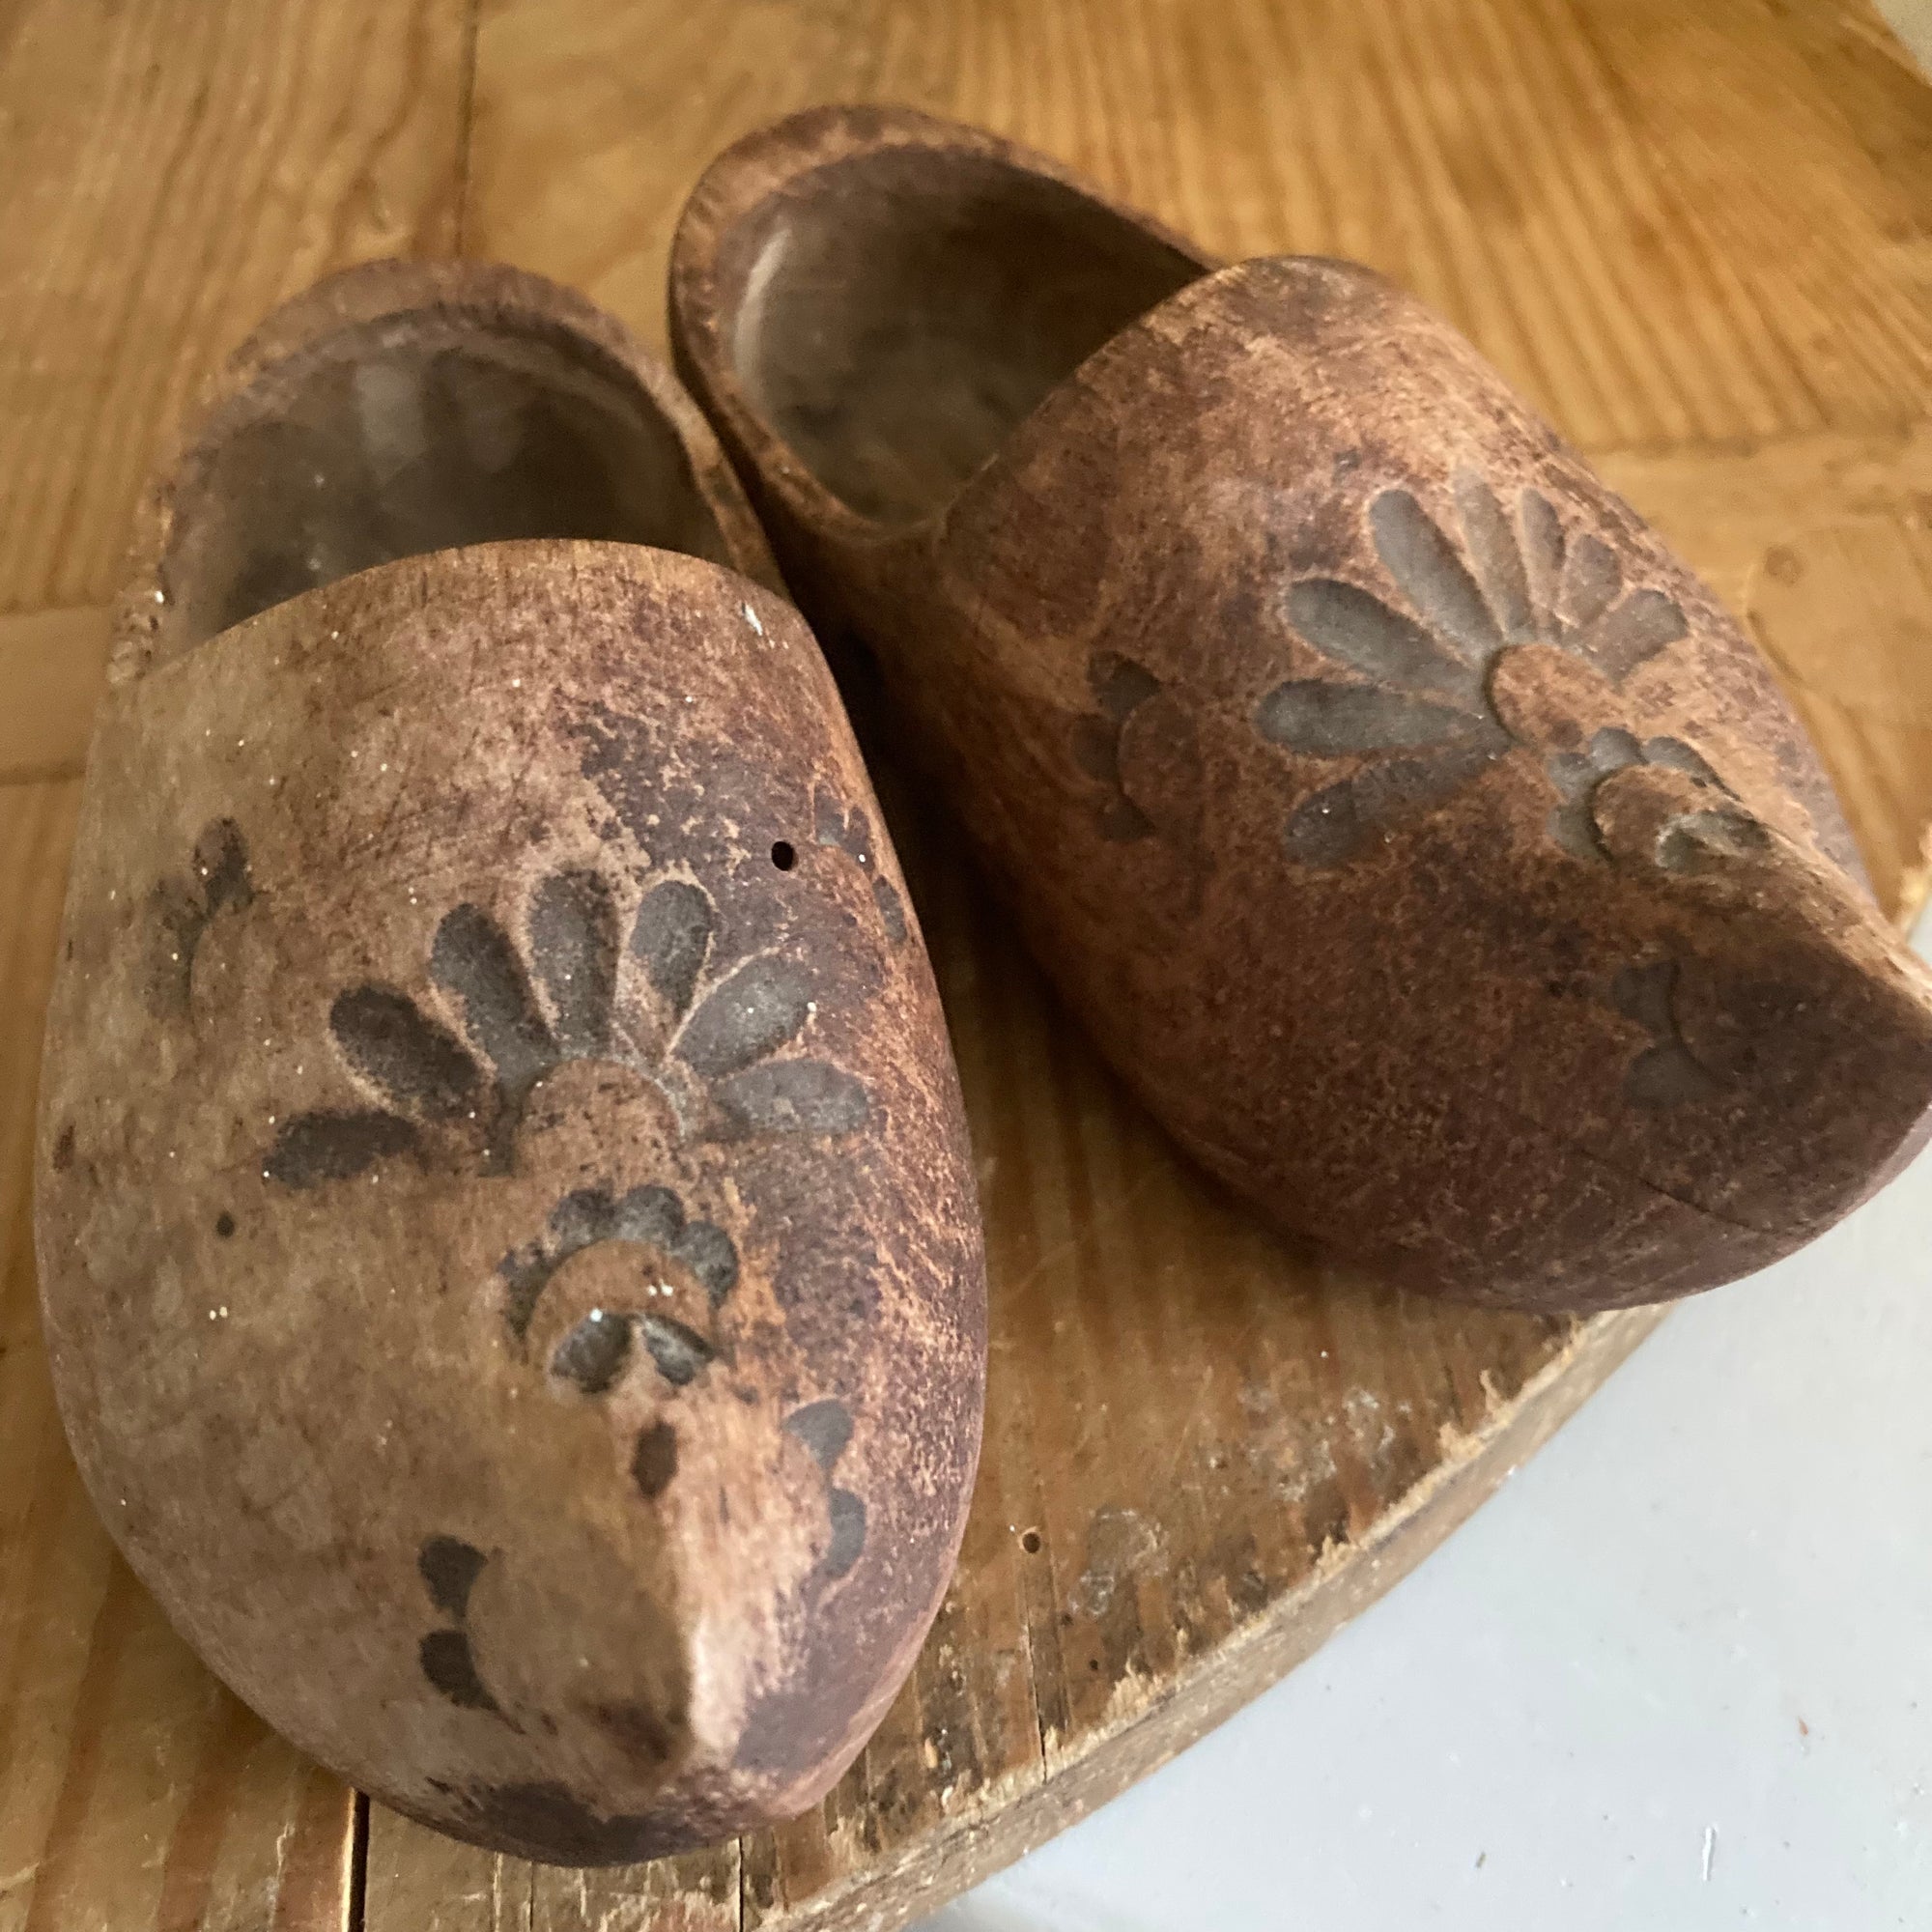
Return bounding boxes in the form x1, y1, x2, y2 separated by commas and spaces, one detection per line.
36, 106, 1932, 1864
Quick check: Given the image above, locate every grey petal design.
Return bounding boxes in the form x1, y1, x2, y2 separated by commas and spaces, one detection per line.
813, 785, 912, 946
194, 818, 255, 919
1589, 726, 1643, 764
675, 955, 811, 1079
810, 791, 841, 843
1547, 727, 1763, 868
870, 876, 909, 945
1099, 796, 1155, 841
151, 817, 256, 1017
1560, 532, 1622, 633
1370, 488, 1503, 666
1266, 477, 1713, 872
551, 1311, 632, 1394
1072, 651, 1173, 844
1456, 472, 1536, 643
783, 1399, 853, 1472
823, 1490, 867, 1578
497, 1181, 696, 1338
1284, 743, 1501, 867
1286, 579, 1482, 706
328, 986, 481, 1121
1611, 961, 1721, 1108
528, 869, 619, 1059
1255, 680, 1488, 756
782, 1400, 865, 1580
1546, 726, 1646, 859
418, 1537, 487, 1620
605, 1182, 687, 1247
670, 1220, 739, 1308
1641, 736, 1723, 786
419, 1630, 500, 1712
710, 1060, 870, 1141
811, 786, 871, 865
1070, 714, 1122, 782
415, 1535, 504, 1715
1578, 588, 1688, 684
430, 903, 557, 1101
632, 1421, 677, 1500
264, 1108, 418, 1189
1547, 770, 1605, 863
629, 879, 715, 1021
272, 870, 657, 1193
1090, 652, 1160, 722
1519, 488, 1567, 631
498, 1193, 605, 1337
638, 1313, 714, 1386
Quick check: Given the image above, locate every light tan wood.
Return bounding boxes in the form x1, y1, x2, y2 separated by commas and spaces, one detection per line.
3, 3, 1930, 1929
0, 610, 111, 784
1599, 428, 1932, 919
0, 0, 471, 616
466, 0, 1932, 446
1747, 518, 1932, 920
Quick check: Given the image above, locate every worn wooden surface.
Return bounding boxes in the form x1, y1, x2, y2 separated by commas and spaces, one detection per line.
0, 2, 469, 1928
3, 3, 1930, 1929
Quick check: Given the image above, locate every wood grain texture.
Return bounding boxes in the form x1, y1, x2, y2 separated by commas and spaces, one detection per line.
1601, 428, 1932, 920
0, 0, 471, 615
0, 1, 469, 1926
465, 0, 1932, 449
0, 610, 111, 785
2, 2, 1929, 1929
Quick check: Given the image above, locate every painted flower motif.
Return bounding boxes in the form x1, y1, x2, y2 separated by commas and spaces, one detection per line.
413, 1387, 866, 1722
498, 1179, 738, 1392
1253, 476, 1754, 867
213, 853, 883, 1731
264, 865, 870, 1412
1547, 726, 1768, 867
1070, 650, 1207, 860
1073, 653, 1167, 840
812, 784, 908, 943
412, 1523, 683, 1752
415, 1535, 503, 1715
1610, 959, 1721, 1109
267, 867, 869, 1192
781, 1397, 867, 1582
148, 817, 253, 1016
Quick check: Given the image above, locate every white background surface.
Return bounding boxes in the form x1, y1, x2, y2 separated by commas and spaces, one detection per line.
913, 912, 1932, 1930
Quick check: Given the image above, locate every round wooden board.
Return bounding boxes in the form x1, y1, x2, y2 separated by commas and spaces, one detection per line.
4, 7, 1931, 1932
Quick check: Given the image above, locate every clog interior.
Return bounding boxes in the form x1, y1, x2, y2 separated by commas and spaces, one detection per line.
168, 324, 735, 648
726, 152, 1204, 524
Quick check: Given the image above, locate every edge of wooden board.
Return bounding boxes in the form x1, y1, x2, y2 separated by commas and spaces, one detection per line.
773, 1305, 1665, 1931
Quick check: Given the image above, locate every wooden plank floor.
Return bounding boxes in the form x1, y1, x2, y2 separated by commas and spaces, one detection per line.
4, 5, 1929, 1929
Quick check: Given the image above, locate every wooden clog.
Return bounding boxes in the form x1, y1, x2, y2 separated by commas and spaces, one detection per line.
35, 260, 985, 1862
669, 105, 1932, 1313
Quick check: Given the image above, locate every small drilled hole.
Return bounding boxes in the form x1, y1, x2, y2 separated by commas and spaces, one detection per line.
1020, 1528, 1042, 1554
771, 840, 797, 871
214, 1211, 237, 1238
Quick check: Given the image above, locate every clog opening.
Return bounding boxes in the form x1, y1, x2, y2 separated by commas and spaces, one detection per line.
164, 323, 735, 648
724, 151, 1203, 525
